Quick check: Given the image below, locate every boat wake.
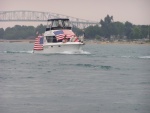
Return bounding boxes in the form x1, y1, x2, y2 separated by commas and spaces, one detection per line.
59, 50, 91, 55
0, 50, 90, 55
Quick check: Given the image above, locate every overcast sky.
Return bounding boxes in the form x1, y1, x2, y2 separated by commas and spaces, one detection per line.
0, 0, 150, 28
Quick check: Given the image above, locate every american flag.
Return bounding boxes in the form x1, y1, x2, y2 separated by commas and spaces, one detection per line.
53, 30, 79, 42
33, 36, 43, 50
53, 30, 65, 40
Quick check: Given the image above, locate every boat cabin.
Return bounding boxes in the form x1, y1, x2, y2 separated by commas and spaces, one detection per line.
44, 18, 79, 43
46, 18, 72, 31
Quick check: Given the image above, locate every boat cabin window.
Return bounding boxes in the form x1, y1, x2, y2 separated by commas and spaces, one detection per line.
46, 21, 52, 31
63, 20, 71, 27
52, 20, 59, 27
47, 19, 71, 30
46, 36, 57, 43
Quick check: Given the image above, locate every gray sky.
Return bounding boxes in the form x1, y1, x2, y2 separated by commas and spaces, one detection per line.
0, 0, 150, 28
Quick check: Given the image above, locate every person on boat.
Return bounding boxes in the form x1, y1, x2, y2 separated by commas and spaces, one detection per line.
70, 35, 78, 42
58, 20, 63, 28
62, 35, 68, 43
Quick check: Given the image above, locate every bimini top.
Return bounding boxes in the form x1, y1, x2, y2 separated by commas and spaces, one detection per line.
46, 18, 71, 30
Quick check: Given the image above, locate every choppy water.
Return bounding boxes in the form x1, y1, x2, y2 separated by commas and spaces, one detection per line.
0, 42, 150, 113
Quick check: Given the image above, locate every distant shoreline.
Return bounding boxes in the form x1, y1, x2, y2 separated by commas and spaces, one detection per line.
0, 39, 150, 45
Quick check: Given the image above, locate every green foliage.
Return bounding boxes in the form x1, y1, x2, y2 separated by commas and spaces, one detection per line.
2, 25, 36, 40
84, 25, 102, 39
140, 25, 150, 39
95, 35, 101, 40
131, 26, 142, 39
124, 21, 133, 40
112, 22, 125, 37
72, 26, 83, 36
36, 24, 46, 35
0, 28, 4, 39
100, 15, 113, 39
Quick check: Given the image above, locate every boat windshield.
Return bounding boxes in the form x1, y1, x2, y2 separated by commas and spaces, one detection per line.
46, 19, 71, 30
63, 20, 71, 28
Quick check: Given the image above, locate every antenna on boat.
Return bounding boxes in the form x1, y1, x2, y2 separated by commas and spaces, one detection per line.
36, 31, 39, 36
78, 29, 85, 43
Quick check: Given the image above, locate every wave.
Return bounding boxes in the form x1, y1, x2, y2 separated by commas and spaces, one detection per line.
76, 63, 112, 70
61, 63, 112, 70
0, 50, 33, 54
121, 56, 132, 58
121, 55, 150, 59
138, 56, 150, 59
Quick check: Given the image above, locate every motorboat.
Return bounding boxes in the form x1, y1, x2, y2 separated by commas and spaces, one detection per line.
33, 18, 84, 53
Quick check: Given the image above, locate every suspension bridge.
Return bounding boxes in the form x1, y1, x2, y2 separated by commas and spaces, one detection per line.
0, 10, 98, 28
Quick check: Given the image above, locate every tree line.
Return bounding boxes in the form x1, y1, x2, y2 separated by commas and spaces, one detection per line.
0, 15, 150, 41
0, 24, 46, 40
83, 15, 150, 41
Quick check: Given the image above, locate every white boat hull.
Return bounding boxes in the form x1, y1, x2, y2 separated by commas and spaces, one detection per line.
33, 42, 84, 54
